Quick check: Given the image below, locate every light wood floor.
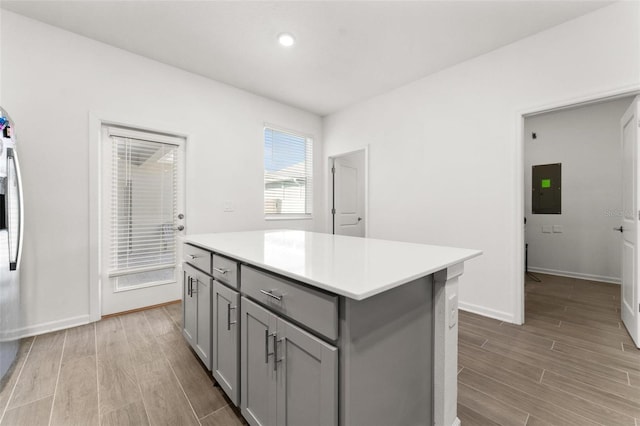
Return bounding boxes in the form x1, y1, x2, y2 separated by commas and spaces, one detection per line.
0, 303, 245, 426
0, 274, 637, 425
458, 273, 640, 426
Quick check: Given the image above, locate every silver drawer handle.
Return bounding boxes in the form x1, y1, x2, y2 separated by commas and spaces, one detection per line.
265, 330, 275, 363
213, 267, 229, 275
274, 336, 285, 371
260, 289, 282, 301
227, 304, 237, 331
188, 254, 199, 260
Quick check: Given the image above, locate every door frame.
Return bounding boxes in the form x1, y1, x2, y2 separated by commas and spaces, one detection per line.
89, 112, 190, 321
513, 85, 640, 325
328, 146, 369, 237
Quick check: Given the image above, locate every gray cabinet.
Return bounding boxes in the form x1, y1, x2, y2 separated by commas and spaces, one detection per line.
183, 263, 212, 370
183, 268, 197, 347
213, 281, 240, 405
241, 297, 337, 426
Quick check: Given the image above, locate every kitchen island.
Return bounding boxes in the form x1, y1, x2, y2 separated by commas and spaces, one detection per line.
182, 230, 481, 426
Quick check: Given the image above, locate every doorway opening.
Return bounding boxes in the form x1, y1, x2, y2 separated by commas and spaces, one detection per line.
520, 94, 640, 347
329, 148, 368, 237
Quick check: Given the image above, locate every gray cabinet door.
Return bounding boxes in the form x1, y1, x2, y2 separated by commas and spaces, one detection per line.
275, 318, 338, 426
195, 275, 212, 370
182, 267, 197, 347
241, 297, 277, 426
213, 282, 239, 405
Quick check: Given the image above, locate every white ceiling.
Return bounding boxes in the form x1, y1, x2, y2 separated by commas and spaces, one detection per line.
1, 1, 611, 116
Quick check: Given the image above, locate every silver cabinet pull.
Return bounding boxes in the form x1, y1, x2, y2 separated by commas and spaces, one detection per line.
273, 334, 278, 371
260, 289, 282, 301
614, 226, 624, 233
191, 278, 199, 294
274, 336, 285, 371
264, 330, 275, 363
188, 254, 199, 259
227, 304, 237, 330
213, 267, 229, 275
175, 225, 185, 231
187, 277, 192, 296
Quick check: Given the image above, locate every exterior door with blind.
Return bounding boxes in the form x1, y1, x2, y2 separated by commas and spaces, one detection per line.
101, 126, 185, 316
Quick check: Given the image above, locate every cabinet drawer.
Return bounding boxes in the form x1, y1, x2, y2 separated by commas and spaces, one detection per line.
241, 266, 338, 341
212, 254, 238, 289
184, 243, 212, 274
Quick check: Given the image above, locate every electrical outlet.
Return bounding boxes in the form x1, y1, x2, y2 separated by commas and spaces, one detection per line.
223, 201, 234, 212
553, 225, 562, 233
542, 225, 552, 233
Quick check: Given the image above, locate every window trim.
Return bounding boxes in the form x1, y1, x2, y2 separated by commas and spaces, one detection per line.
263, 124, 314, 219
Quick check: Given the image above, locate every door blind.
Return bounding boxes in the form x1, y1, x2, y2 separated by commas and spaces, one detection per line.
109, 134, 178, 281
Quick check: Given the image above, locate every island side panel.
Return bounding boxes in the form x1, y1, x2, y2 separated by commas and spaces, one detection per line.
340, 275, 434, 426
433, 263, 464, 426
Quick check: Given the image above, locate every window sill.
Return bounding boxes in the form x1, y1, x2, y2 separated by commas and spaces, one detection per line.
265, 215, 313, 221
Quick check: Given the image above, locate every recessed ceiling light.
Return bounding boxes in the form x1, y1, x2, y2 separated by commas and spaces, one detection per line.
278, 33, 295, 47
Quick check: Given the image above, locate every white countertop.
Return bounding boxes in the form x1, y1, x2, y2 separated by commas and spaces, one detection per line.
184, 230, 482, 300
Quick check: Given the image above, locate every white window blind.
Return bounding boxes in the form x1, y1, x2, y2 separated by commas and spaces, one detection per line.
109, 131, 179, 289
264, 127, 313, 217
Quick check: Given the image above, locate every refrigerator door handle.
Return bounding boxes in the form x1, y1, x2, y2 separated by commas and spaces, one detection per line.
7, 148, 23, 271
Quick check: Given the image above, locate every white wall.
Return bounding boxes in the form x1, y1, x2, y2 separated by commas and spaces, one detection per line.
524, 97, 633, 284
323, 2, 640, 322
0, 11, 323, 335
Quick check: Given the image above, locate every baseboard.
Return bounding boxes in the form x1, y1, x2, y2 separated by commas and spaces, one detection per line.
528, 267, 620, 285
458, 302, 514, 323
8, 314, 92, 339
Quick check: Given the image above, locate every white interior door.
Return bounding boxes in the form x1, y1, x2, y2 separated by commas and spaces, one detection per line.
333, 151, 365, 237
101, 125, 185, 316
621, 96, 640, 348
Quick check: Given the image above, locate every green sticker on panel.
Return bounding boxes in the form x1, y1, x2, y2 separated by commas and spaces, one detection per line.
541, 179, 551, 188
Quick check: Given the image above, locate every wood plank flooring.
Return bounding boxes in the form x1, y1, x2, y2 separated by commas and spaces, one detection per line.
0, 303, 244, 426
458, 273, 640, 426
0, 273, 636, 425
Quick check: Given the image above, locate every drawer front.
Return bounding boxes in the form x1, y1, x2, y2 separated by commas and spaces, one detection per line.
241, 265, 338, 341
212, 254, 239, 289
184, 243, 212, 274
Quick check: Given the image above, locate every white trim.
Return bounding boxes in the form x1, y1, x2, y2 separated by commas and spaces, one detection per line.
265, 215, 313, 221
459, 302, 514, 324
328, 146, 370, 237
114, 278, 175, 293
107, 126, 184, 145
263, 122, 314, 140
513, 84, 640, 327
8, 315, 91, 339
108, 263, 175, 278
89, 111, 190, 322
527, 267, 621, 285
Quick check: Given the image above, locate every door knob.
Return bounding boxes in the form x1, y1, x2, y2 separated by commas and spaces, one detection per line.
613, 226, 624, 233
357, 217, 362, 222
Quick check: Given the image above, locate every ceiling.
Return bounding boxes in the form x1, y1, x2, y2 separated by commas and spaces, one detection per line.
1, 1, 611, 116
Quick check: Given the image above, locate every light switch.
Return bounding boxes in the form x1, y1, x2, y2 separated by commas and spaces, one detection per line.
553, 225, 562, 233
542, 225, 552, 233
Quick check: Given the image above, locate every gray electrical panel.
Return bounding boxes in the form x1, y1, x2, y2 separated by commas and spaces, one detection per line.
532, 163, 561, 214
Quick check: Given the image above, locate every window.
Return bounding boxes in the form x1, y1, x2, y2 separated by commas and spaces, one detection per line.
264, 127, 313, 218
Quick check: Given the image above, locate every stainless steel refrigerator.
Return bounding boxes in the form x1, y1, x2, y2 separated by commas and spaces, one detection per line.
0, 107, 23, 383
